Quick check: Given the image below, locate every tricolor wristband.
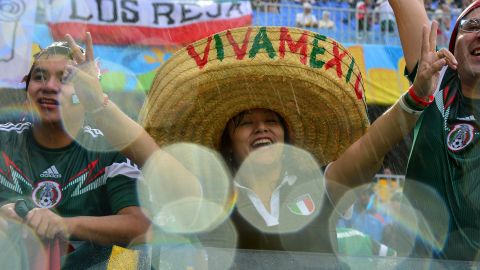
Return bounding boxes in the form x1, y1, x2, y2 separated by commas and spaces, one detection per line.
399, 93, 424, 116
403, 92, 426, 111
408, 85, 434, 108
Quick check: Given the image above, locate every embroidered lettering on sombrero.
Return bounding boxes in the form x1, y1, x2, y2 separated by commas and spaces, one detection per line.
186, 26, 363, 100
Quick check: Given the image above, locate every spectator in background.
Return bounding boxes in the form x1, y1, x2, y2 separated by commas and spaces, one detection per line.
337, 188, 384, 242
380, 192, 416, 256
252, 0, 280, 13
318, 10, 336, 29
424, 0, 435, 14
296, 2, 318, 28
460, 0, 475, 9
434, 1, 452, 46
356, 0, 373, 39
268, 0, 281, 13
375, 0, 396, 33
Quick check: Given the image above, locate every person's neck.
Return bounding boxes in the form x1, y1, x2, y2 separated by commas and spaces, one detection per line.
32, 121, 80, 149
237, 164, 283, 212
461, 79, 480, 99
238, 163, 283, 193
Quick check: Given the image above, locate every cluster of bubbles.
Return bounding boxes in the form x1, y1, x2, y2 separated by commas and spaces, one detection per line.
136, 141, 455, 269
0, 139, 466, 269
138, 143, 332, 269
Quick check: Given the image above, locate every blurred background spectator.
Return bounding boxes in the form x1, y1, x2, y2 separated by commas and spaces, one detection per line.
434, 1, 452, 46
356, 0, 373, 39
296, 2, 318, 28
375, 0, 396, 33
424, 0, 435, 13
318, 10, 336, 29
253, 0, 281, 13
337, 187, 384, 243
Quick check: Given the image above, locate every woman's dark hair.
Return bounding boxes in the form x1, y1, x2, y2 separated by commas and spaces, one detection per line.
219, 109, 290, 172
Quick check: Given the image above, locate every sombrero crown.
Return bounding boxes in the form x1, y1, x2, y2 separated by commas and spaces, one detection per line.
141, 26, 369, 165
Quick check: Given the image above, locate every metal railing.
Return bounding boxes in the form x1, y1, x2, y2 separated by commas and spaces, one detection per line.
252, 2, 460, 46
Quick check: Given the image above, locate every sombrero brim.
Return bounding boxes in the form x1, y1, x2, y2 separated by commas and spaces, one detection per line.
141, 26, 369, 165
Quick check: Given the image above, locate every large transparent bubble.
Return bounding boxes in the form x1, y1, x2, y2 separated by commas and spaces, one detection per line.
139, 218, 238, 270
139, 143, 234, 234
60, 74, 146, 154
235, 144, 324, 236
332, 180, 449, 269
0, 218, 49, 270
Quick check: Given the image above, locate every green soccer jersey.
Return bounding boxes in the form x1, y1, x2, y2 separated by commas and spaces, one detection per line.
0, 121, 142, 268
405, 67, 480, 260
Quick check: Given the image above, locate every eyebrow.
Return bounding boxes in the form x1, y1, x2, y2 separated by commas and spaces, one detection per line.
31, 67, 46, 74
31, 67, 65, 78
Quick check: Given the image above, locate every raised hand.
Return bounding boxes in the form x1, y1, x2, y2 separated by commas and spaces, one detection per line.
412, 21, 457, 98
64, 33, 106, 112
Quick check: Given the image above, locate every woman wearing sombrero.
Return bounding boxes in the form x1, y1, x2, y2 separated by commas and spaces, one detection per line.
140, 25, 455, 256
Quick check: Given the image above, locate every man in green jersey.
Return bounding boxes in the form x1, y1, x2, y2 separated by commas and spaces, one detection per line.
388, 0, 480, 261
0, 34, 157, 268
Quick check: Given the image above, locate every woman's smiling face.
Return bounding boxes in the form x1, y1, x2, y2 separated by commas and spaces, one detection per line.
227, 108, 285, 166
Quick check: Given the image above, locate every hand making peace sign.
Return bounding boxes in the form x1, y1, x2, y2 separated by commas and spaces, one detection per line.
64, 32, 106, 113
412, 20, 457, 99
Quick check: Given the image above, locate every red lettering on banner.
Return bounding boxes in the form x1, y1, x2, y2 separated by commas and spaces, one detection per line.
279, 27, 308, 65
325, 42, 347, 78
226, 28, 252, 60
187, 36, 213, 69
354, 73, 364, 100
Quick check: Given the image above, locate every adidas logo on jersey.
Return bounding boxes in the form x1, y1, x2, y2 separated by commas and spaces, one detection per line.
40, 165, 62, 178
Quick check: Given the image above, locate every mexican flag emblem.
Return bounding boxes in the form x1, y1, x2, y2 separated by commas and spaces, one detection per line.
287, 194, 315, 216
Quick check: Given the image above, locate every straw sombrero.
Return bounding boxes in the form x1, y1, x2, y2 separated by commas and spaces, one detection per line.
140, 26, 369, 165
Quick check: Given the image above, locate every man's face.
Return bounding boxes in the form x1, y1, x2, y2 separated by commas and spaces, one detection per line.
27, 54, 83, 124
455, 8, 480, 84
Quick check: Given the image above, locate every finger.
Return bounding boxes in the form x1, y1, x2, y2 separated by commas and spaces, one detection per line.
445, 58, 458, 70
26, 210, 45, 236
37, 222, 50, 239
429, 20, 439, 52
46, 223, 58, 239
65, 34, 85, 63
62, 65, 76, 84
428, 58, 447, 73
420, 24, 430, 59
1, 204, 22, 221
67, 64, 100, 88
438, 48, 458, 69
85, 32, 94, 62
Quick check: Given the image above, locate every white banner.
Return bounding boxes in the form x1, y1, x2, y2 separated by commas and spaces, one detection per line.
0, 0, 37, 89
46, 0, 252, 45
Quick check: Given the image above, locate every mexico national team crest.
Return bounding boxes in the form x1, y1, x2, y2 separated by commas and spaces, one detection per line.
32, 181, 62, 208
447, 123, 475, 152
288, 194, 315, 216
